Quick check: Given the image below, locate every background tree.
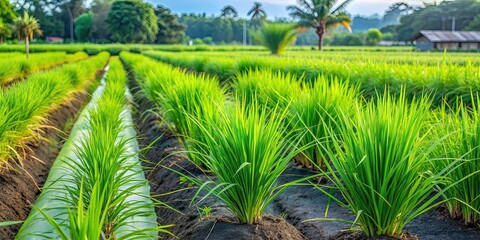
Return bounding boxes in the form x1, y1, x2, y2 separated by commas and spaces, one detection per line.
220, 5, 238, 18
60, 0, 84, 42
106, 0, 158, 43
465, 15, 480, 31
0, 19, 11, 43
366, 28, 382, 45
1, 0, 17, 21
382, 2, 413, 26
247, 2, 266, 20
74, 11, 92, 42
91, 0, 112, 41
11, 12, 42, 58
288, 0, 353, 50
395, 0, 480, 41
155, 5, 185, 44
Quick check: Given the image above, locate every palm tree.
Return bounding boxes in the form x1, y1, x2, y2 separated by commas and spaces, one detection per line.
247, 2, 267, 20
288, 0, 353, 50
220, 5, 238, 18
11, 12, 42, 59
0, 20, 12, 44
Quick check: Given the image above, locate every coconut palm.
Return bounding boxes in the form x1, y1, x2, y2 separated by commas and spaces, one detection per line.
0, 19, 11, 44
11, 12, 42, 59
288, 0, 353, 50
220, 5, 238, 18
247, 2, 267, 20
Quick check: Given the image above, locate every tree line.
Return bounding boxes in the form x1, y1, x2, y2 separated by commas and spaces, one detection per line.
1, 0, 480, 48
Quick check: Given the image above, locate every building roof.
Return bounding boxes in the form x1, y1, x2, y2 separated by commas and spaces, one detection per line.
411, 31, 480, 42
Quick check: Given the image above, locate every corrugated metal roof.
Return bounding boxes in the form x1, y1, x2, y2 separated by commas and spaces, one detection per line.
415, 31, 480, 42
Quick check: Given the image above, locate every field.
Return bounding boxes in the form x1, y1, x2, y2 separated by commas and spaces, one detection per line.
0, 45, 479, 240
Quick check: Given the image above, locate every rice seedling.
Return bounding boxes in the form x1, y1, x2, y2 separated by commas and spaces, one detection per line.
176, 101, 312, 224
233, 69, 301, 112
17, 58, 168, 239
430, 99, 480, 226
0, 51, 88, 85
251, 22, 298, 55
314, 92, 453, 237
0, 52, 109, 172
289, 77, 359, 169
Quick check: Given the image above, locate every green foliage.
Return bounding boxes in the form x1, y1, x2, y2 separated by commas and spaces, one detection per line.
317, 92, 450, 237
11, 12, 42, 41
288, 0, 352, 50
0, 0, 16, 21
252, 22, 298, 55
366, 28, 382, 45
155, 5, 186, 44
180, 101, 306, 224
247, 2, 267, 20
431, 100, 480, 226
289, 78, 358, 169
465, 15, 480, 31
0, 18, 11, 44
220, 5, 238, 18
0, 51, 88, 84
74, 12, 93, 42
0, 52, 108, 172
396, 0, 480, 41
106, 0, 158, 43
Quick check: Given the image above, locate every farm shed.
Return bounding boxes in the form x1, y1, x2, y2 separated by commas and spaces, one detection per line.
411, 31, 480, 51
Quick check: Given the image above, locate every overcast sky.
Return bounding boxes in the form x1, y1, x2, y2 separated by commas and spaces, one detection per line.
151, 0, 425, 18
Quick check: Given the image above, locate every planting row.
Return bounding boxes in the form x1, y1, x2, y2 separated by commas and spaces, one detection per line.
16, 57, 169, 239
0, 52, 88, 85
0, 52, 108, 173
143, 50, 480, 107
121, 52, 480, 238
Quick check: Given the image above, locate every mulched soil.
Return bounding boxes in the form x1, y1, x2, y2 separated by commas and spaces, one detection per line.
0, 91, 89, 239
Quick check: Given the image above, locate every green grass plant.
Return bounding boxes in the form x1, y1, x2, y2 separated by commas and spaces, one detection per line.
252, 22, 298, 55
431, 99, 480, 226
289, 77, 359, 169
315, 92, 452, 237
0, 52, 108, 172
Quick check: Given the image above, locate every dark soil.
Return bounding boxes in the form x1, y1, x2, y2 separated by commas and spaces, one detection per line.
125, 62, 480, 240
272, 167, 480, 240
127, 74, 305, 240
0, 91, 89, 239
330, 231, 418, 240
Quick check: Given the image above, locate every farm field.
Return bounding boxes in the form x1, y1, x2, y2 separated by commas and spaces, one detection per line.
0, 45, 479, 240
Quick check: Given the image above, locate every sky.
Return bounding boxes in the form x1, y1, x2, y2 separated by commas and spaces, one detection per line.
151, 0, 425, 19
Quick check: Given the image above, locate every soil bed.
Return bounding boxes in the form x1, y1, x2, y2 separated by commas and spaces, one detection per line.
127, 76, 305, 240
125, 65, 480, 240
0, 91, 90, 239
273, 167, 480, 240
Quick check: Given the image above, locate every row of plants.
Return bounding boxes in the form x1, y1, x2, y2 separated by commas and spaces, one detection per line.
16, 57, 169, 239
142, 50, 480, 107
170, 50, 480, 66
0, 52, 109, 173
122, 52, 480, 237
0, 44, 412, 55
0, 51, 88, 85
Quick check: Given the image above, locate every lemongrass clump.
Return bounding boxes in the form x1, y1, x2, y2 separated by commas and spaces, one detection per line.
289, 77, 359, 169
252, 22, 298, 55
316, 92, 450, 237
431, 98, 480, 226
179, 101, 308, 224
